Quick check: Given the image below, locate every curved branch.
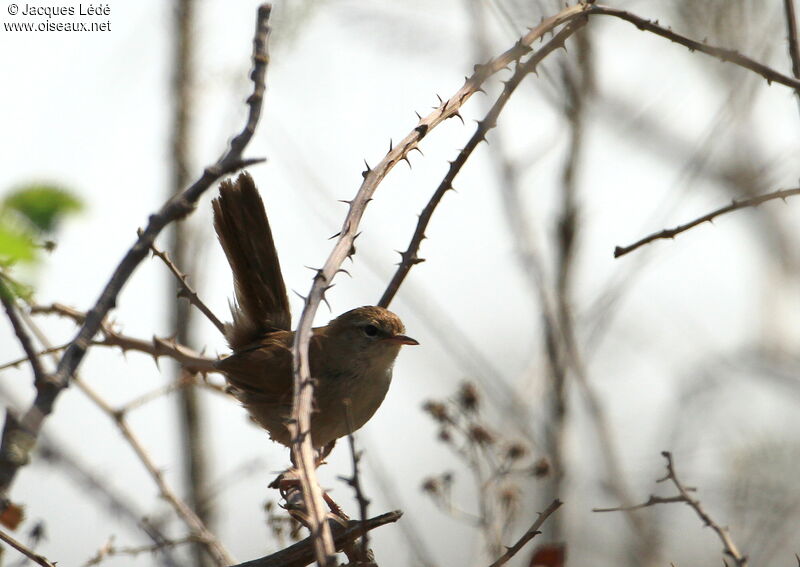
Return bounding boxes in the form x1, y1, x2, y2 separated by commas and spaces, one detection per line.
0, 4, 273, 553
615, 187, 800, 257
379, 19, 587, 308
286, 6, 593, 563
589, 5, 800, 91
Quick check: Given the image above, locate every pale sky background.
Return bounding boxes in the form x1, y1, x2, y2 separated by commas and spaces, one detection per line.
1, 1, 800, 566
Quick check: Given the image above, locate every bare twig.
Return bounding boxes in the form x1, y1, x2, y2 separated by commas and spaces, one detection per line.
588, 5, 800, 92
340, 402, 371, 561
594, 451, 747, 567
74, 377, 235, 565
0, 526, 57, 567
84, 535, 202, 566
29, 302, 218, 373
148, 240, 226, 333
229, 511, 402, 567
288, 5, 594, 564
0, 4, 272, 502
486, 499, 562, 567
378, 18, 588, 309
0, 284, 47, 386
784, 0, 800, 100
614, 187, 800, 257
0, 344, 70, 372
6, 312, 182, 567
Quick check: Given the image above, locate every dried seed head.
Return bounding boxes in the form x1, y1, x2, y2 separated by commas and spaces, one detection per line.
532, 457, 550, 478
499, 485, 521, 512
458, 382, 480, 412
506, 442, 528, 461
468, 425, 495, 446
422, 401, 450, 423
421, 477, 440, 494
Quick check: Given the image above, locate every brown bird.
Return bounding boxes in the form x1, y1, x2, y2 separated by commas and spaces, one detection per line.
212, 172, 418, 449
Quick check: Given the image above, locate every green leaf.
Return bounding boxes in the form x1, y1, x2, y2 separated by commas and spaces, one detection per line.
3, 184, 83, 233
0, 225, 36, 263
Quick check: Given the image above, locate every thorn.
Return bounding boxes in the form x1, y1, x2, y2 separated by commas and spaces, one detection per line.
329, 232, 341, 240
411, 146, 424, 157
435, 94, 443, 106
363, 159, 371, 172
452, 111, 464, 125
336, 268, 352, 278
415, 111, 422, 120
401, 156, 412, 169
338, 199, 352, 205
389, 139, 393, 152
292, 290, 307, 302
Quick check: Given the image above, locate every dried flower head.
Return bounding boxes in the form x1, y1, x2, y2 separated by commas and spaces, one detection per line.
498, 484, 521, 512
506, 442, 528, 461
421, 477, 440, 494
532, 457, 551, 478
422, 401, 450, 423
457, 382, 479, 412
468, 425, 495, 446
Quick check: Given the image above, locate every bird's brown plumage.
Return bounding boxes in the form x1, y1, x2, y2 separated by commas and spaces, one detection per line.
212, 174, 417, 448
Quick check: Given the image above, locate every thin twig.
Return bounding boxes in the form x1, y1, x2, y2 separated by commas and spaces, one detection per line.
84, 535, 202, 566
341, 402, 370, 561
594, 451, 747, 567
783, 0, 800, 107
0, 526, 57, 567
0, 284, 48, 386
588, 5, 800, 92
288, 5, 594, 564
486, 499, 562, 567
0, 3, 272, 503
148, 240, 225, 333
8, 313, 182, 567
29, 302, 218, 373
378, 18, 587, 309
73, 376, 235, 565
614, 187, 800, 257
0, 344, 70, 372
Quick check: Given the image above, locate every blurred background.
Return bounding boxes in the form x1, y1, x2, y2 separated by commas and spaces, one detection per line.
1, 0, 799, 565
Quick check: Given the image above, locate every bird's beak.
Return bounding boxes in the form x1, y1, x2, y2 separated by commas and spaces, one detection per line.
382, 334, 419, 346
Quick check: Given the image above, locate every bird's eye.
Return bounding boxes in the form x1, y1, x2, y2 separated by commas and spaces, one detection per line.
363, 324, 379, 337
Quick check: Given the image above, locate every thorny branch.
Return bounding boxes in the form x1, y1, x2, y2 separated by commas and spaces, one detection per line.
378, 18, 588, 309
587, 5, 800, 91
14, 307, 231, 565
148, 240, 226, 333
614, 187, 800, 257
0, 3, 271, 565
594, 451, 748, 567
27, 303, 218, 373
288, 4, 594, 564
